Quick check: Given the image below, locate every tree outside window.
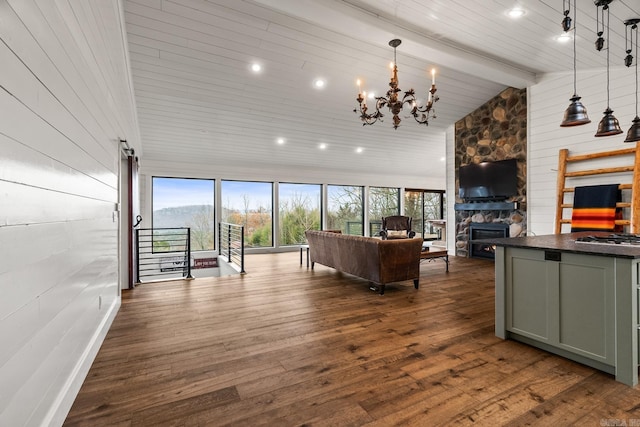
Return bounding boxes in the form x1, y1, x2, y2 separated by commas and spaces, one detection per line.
279, 183, 321, 245
221, 180, 273, 247
368, 187, 400, 236
327, 185, 364, 235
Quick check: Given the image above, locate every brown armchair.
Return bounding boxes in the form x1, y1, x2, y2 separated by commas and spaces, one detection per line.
379, 215, 416, 240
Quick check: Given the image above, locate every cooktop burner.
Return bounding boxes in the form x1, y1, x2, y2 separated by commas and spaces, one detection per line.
575, 233, 640, 246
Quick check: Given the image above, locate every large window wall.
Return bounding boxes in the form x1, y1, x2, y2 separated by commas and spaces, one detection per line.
368, 186, 400, 236
152, 177, 215, 251
327, 185, 364, 235
404, 189, 446, 240
221, 180, 273, 248
150, 177, 444, 250
279, 183, 322, 245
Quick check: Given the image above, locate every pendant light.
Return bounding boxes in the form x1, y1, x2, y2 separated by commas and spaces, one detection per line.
561, 0, 591, 127
595, 1, 623, 137
624, 18, 640, 143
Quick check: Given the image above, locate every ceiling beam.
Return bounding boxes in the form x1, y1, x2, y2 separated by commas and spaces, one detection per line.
251, 0, 538, 88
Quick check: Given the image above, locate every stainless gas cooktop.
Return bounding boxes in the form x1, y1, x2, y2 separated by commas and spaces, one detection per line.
575, 234, 640, 246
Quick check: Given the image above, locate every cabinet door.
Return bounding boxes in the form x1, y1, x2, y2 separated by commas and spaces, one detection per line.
506, 248, 554, 342
556, 253, 615, 365
505, 248, 615, 366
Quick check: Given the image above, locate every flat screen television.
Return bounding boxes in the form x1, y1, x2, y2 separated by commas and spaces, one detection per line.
458, 158, 518, 201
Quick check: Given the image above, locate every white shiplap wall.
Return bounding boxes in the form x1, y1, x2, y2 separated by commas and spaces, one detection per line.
528, 66, 637, 236
0, 1, 139, 425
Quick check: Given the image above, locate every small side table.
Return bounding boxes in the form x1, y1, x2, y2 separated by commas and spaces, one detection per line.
299, 244, 310, 267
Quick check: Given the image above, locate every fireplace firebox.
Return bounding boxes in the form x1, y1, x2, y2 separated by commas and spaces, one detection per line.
468, 222, 509, 259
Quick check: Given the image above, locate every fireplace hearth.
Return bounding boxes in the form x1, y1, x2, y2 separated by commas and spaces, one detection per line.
468, 222, 509, 259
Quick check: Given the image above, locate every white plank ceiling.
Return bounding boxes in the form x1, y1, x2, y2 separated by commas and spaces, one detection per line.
123, 0, 640, 182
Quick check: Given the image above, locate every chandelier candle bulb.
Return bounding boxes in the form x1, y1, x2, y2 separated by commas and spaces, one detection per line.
431, 68, 436, 85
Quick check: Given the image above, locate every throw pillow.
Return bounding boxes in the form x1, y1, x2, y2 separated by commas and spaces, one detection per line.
387, 230, 408, 238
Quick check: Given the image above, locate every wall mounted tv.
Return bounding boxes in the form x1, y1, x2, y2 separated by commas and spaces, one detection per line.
458, 158, 518, 201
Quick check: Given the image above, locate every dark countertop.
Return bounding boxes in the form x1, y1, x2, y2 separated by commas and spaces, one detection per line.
479, 231, 640, 259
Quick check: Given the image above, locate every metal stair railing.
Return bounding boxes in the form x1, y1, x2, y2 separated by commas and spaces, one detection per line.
135, 227, 194, 283
218, 222, 245, 273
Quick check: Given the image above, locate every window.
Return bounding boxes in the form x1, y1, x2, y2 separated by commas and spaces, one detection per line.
327, 185, 364, 235
405, 189, 445, 240
152, 177, 215, 251
221, 180, 273, 247
279, 183, 321, 245
368, 186, 400, 236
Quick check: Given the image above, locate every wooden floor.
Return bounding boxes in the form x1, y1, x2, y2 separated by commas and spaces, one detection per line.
64, 253, 640, 426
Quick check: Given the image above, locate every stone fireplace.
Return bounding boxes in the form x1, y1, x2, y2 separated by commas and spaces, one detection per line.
468, 222, 509, 259
454, 87, 527, 258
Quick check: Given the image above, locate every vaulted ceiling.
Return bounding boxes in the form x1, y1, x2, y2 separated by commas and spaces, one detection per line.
123, 0, 639, 182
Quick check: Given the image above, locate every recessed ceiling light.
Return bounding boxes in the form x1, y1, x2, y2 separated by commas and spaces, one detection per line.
319, 143, 327, 150
440, 157, 445, 162
556, 33, 571, 43
251, 63, 262, 73
355, 147, 364, 154
506, 8, 526, 19
367, 92, 375, 99
313, 78, 326, 89
276, 137, 285, 145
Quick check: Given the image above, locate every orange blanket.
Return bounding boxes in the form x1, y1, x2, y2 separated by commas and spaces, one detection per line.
570, 184, 620, 232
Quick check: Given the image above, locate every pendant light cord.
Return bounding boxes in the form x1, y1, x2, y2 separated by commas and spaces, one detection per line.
572, 0, 577, 95
606, 5, 610, 108
635, 25, 638, 116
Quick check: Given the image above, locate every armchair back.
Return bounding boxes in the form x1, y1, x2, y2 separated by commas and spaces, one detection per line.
380, 215, 415, 239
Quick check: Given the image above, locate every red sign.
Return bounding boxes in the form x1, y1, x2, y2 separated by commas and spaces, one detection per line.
193, 257, 218, 269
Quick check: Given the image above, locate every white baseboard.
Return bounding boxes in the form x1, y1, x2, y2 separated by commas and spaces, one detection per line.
44, 297, 121, 427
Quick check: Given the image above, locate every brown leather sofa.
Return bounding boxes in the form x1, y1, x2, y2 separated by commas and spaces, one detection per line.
305, 230, 422, 294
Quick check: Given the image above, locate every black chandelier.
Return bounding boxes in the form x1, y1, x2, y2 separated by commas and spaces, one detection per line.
354, 39, 439, 129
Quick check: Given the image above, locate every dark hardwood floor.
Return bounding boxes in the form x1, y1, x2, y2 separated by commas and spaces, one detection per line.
64, 252, 640, 426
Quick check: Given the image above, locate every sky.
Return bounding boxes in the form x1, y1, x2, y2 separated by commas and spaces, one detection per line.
152, 177, 214, 210
153, 178, 355, 211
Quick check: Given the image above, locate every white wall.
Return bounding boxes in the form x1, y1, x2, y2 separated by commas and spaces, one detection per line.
528, 66, 637, 235
445, 124, 456, 253
0, 1, 139, 425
